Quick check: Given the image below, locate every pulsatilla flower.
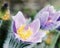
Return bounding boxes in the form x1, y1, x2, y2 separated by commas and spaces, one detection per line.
12, 11, 47, 43
35, 5, 60, 30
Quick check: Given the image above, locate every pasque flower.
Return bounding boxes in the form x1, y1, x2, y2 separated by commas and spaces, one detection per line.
12, 11, 47, 43
35, 5, 60, 30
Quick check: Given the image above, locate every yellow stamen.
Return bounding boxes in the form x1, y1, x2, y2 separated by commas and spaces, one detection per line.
17, 25, 25, 32
17, 25, 33, 40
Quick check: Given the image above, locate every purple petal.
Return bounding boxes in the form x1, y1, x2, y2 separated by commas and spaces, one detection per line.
13, 21, 17, 33
29, 33, 41, 43
55, 21, 60, 28
27, 30, 46, 43
51, 11, 60, 21
40, 12, 49, 26
29, 19, 40, 33
35, 5, 55, 18
57, 17, 60, 21
41, 5, 55, 14
12, 11, 26, 29
47, 6, 56, 15
44, 22, 57, 30
35, 31, 46, 43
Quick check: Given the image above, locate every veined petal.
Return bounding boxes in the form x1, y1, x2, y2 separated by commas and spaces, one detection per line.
35, 5, 50, 18
35, 11, 49, 26
55, 21, 60, 28
13, 21, 17, 33
28, 32, 41, 43
12, 11, 26, 29
27, 30, 47, 43
40, 12, 49, 26
29, 19, 40, 33
57, 17, 60, 21
41, 5, 55, 13
51, 11, 60, 21
43, 21, 57, 30
36, 31, 47, 43
35, 5, 55, 18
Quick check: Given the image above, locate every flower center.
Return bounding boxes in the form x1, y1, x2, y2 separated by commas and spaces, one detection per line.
46, 17, 52, 25
48, 17, 52, 22
17, 25, 33, 40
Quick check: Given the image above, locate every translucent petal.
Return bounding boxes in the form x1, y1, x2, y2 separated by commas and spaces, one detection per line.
29, 19, 40, 33
12, 11, 26, 29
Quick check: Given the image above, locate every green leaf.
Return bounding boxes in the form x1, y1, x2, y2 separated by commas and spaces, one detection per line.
0, 11, 5, 18
48, 30, 60, 48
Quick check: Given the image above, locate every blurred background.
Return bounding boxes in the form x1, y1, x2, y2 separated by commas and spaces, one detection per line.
0, 0, 60, 18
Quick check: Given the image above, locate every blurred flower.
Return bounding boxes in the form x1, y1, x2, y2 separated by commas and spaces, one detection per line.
12, 11, 47, 43
35, 5, 60, 30
2, 10, 10, 20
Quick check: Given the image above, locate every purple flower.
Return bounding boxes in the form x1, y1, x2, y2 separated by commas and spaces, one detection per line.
12, 11, 47, 43
35, 5, 60, 30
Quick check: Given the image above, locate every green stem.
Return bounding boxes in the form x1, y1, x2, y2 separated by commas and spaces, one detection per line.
49, 30, 60, 48
0, 20, 11, 48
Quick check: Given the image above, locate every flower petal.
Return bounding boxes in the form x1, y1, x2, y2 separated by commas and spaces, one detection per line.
40, 12, 49, 26
29, 32, 41, 43
12, 11, 26, 29
35, 5, 55, 18
44, 22, 57, 30
55, 21, 60, 28
57, 17, 60, 21
51, 11, 60, 21
13, 21, 17, 33
36, 31, 47, 43
35, 11, 49, 27
41, 5, 56, 14
29, 19, 40, 33
27, 30, 47, 43
43, 21, 60, 30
